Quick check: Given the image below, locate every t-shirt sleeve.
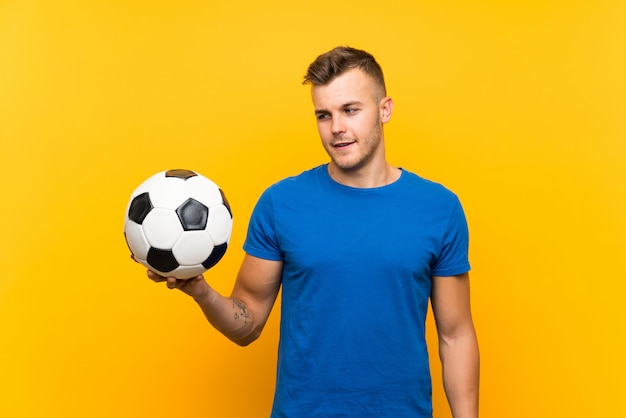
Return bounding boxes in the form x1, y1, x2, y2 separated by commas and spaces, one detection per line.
431, 197, 471, 277
243, 187, 283, 261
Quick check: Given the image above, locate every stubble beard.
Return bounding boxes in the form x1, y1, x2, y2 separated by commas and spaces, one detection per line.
328, 118, 383, 172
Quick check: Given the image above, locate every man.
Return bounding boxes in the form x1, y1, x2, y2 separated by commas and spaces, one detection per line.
147, 46, 479, 417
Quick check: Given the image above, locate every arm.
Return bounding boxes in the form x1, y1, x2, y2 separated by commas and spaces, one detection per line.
431, 272, 480, 418
148, 254, 282, 346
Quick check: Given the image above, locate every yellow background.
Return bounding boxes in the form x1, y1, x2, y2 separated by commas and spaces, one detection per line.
1, 1, 625, 417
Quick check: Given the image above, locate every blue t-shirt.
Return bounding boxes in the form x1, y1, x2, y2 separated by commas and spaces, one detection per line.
244, 165, 470, 417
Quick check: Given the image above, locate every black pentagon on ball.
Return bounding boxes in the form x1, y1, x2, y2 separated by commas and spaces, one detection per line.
166, 169, 197, 180
202, 242, 228, 270
176, 198, 209, 231
128, 192, 153, 224
147, 247, 179, 273
219, 189, 233, 218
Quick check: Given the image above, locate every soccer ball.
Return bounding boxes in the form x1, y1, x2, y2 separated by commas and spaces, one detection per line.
124, 169, 233, 279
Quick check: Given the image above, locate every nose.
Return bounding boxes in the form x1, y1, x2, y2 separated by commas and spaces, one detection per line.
330, 114, 346, 135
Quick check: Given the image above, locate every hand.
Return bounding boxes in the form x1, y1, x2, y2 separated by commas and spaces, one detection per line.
130, 254, 211, 301
146, 270, 210, 300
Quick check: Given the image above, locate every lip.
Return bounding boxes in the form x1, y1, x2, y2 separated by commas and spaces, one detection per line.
332, 140, 356, 149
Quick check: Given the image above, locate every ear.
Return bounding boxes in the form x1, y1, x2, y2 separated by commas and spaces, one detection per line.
380, 96, 394, 123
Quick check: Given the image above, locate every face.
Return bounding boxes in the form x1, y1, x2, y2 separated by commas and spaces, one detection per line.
311, 68, 393, 174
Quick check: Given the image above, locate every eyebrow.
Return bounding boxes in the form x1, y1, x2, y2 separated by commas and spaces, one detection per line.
314, 101, 364, 115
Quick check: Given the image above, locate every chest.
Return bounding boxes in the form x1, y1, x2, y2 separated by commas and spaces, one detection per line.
274, 192, 449, 279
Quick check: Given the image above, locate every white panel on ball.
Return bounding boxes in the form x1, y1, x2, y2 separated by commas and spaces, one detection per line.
186, 176, 222, 207
172, 231, 215, 265
206, 205, 233, 244
130, 172, 162, 199
143, 208, 183, 248
149, 177, 192, 210
124, 221, 150, 259
170, 264, 208, 280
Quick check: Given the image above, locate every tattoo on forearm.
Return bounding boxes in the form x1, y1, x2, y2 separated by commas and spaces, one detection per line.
232, 299, 251, 324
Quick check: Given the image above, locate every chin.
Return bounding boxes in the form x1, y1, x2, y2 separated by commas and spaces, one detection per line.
331, 158, 364, 172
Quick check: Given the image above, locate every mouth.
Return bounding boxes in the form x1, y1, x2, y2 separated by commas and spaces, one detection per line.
332, 140, 356, 149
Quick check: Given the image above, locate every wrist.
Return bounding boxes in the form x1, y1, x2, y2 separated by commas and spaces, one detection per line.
186, 276, 212, 303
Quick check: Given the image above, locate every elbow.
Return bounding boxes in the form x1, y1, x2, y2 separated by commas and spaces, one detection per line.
235, 339, 255, 347
232, 336, 256, 347
229, 327, 263, 347
438, 327, 479, 357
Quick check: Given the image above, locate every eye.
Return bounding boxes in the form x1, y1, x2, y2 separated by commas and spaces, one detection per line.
345, 108, 359, 115
316, 113, 330, 121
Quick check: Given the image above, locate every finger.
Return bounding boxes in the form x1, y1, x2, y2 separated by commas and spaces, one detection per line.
147, 270, 167, 282
166, 277, 178, 289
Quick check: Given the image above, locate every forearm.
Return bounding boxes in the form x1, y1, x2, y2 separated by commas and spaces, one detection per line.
439, 332, 480, 418
193, 286, 260, 346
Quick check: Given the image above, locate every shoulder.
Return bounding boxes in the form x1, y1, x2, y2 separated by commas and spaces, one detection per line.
251, 165, 327, 214
264, 165, 326, 195
399, 169, 461, 205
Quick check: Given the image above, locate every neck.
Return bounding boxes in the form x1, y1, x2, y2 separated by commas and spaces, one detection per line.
327, 162, 401, 188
